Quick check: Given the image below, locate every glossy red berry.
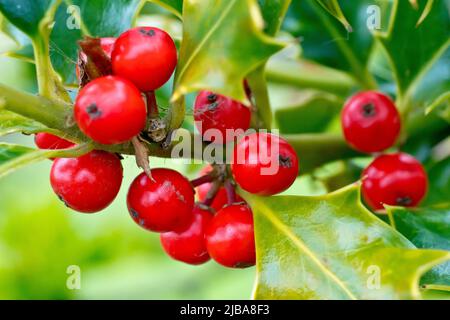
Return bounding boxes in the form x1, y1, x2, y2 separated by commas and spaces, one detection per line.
50, 151, 123, 213
127, 168, 195, 233
206, 204, 255, 268
231, 133, 299, 196
362, 153, 428, 210
196, 166, 244, 211
194, 91, 251, 143
112, 27, 177, 91
341, 91, 401, 153
160, 205, 213, 265
76, 37, 116, 82
35, 133, 74, 150
74, 75, 146, 145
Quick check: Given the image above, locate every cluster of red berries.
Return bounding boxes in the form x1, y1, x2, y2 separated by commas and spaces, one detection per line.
34, 26, 301, 268
341, 91, 428, 210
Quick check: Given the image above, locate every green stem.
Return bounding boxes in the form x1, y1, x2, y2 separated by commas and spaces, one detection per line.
266, 59, 357, 95
0, 143, 93, 178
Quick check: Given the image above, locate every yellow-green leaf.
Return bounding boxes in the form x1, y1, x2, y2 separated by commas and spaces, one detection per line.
245, 184, 450, 299
172, 0, 284, 103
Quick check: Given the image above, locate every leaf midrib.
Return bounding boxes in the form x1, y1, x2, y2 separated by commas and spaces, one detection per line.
255, 200, 358, 300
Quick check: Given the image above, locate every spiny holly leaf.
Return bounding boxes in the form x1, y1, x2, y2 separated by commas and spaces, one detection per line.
50, 0, 142, 84
284, 0, 386, 89
0, 0, 57, 38
244, 184, 450, 299
257, 0, 291, 35
172, 0, 284, 104
377, 0, 449, 95
315, 0, 351, 31
386, 206, 450, 287
0, 110, 48, 136
0, 14, 33, 61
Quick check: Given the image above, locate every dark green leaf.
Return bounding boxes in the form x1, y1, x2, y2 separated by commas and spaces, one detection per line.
315, 0, 351, 31
377, 0, 450, 95
50, 0, 142, 83
245, 185, 450, 299
152, 0, 183, 18
0, 0, 56, 37
423, 157, 450, 206
386, 206, 450, 286
257, 0, 291, 36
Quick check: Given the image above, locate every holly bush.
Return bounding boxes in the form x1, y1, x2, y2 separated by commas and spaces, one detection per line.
0, 0, 449, 300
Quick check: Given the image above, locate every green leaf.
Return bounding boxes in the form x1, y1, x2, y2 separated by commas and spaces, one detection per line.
0, 0, 56, 38
315, 0, 351, 31
0, 110, 48, 136
377, 0, 450, 96
284, 0, 381, 89
50, 0, 143, 84
386, 206, 450, 286
257, 0, 291, 36
245, 185, 450, 299
172, 0, 284, 103
0, 143, 92, 179
423, 157, 450, 207
274, 90, 342, 134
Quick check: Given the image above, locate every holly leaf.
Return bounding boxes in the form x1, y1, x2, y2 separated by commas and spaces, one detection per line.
0, 0, 58, 38
315, 0, 351, 31
244, 184, 450, 299
50, 0, 142, 84
283, 0, 385, 88
0, 110, 49, 136
172, 0, 284, 103
377, 0, 450, 95
386, 206, 450, 287
423, 157, 450, 206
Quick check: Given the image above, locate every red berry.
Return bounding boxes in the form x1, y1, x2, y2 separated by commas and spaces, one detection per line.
362, 153, 428, 210
35, 133, 74, 150
341, 91, 401, 153
206, 204, 255, 268
127, 168, 195, 233
160, 205, 213, 265
196, 165, 244, 211
194, 91, 251, 143
112, 27, 177, 91
50, 151, 123, 213
74, 75, 146, 145
76, 37, 116, 82
231, 133, 299, 196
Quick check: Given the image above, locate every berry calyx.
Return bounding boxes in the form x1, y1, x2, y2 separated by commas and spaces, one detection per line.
127, 168, 195, 233
112, 27, 177, 91
341, 91, 401, 153
206, 204, 255, 268
76, 37, 116, 82
231, 133, 299, 196
50, 151, 123, 213
35, 133, 74, 150
362, 153, 428, 210
160, 205, 213, 265
74, 75, 147, 145
196, 165, 244, 211
194, 91, 251, 143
